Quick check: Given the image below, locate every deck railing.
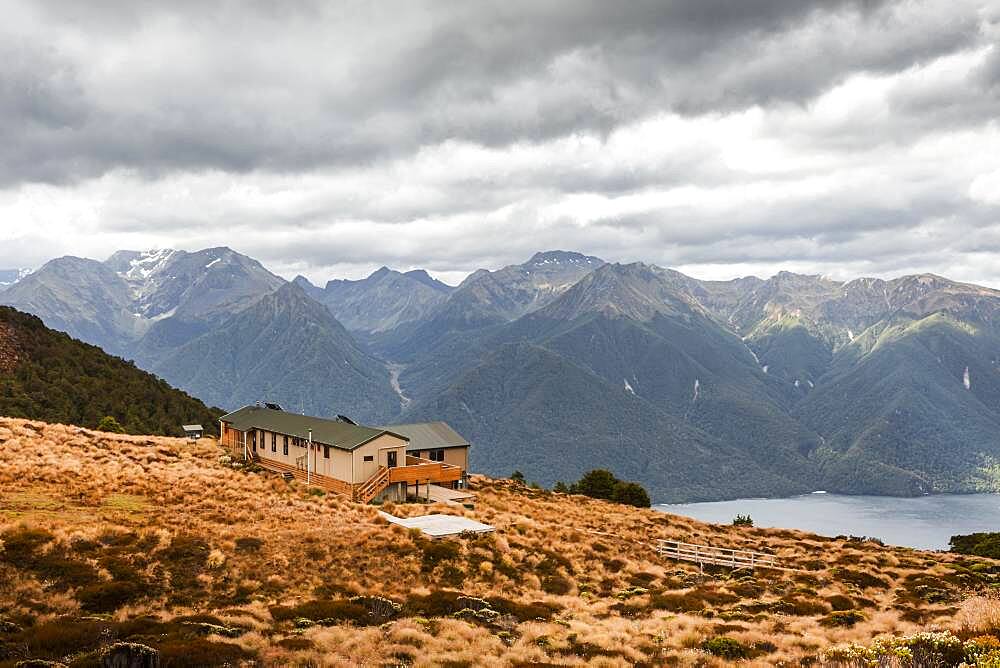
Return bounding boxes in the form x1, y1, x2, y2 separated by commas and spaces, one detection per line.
389, 456, 462, 484
656, 540, 780, 570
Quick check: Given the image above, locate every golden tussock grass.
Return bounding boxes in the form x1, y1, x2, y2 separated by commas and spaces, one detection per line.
0, 416, 998, 667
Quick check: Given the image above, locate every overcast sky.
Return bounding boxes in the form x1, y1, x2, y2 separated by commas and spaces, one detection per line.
1, 1, 999, 286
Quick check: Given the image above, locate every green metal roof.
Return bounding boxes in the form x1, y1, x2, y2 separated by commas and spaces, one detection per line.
220, 405, 404, 451
377, 421, 470, 452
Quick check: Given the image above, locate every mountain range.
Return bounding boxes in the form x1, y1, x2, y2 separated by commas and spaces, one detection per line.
3, 247, 999, 501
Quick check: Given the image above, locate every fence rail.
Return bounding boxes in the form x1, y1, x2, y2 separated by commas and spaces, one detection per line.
656, 539, 781, 571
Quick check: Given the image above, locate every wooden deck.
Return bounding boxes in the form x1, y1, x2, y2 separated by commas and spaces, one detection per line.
245, 451, 462, 503
389, 455, 462, 485
656, 539, 784, 571
251, 454, 354, 496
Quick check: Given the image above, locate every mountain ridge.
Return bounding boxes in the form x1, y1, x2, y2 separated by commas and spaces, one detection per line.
4, 247, 1000, 501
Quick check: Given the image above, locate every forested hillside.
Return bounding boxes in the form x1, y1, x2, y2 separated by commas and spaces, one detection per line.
0, 307, 221, 436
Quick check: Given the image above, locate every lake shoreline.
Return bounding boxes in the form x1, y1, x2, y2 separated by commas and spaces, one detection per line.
655, 492, 1000, 551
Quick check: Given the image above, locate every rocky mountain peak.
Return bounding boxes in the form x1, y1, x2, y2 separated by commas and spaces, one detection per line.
526, 250, 604, 267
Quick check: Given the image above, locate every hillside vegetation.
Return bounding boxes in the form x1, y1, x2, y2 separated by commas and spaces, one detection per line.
1, 418, 1000, 666
0, 307, 221, 437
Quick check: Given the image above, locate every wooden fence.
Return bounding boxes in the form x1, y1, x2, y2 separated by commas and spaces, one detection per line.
656, 539, 782, 571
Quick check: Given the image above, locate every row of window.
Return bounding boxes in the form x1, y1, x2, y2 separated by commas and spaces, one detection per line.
244, 430, 405, 468
249, 431, 331, 459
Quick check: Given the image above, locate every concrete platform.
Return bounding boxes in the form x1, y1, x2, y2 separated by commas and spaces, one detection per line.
379, 511, 494, 538
425, 484, 476, 504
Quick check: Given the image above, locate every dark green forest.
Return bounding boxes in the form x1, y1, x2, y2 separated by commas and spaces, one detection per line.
0, 307, 221, 436
950, 532, 1000, 559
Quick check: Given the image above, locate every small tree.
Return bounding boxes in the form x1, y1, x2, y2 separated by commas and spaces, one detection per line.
611, 481, 651, 508
510, 470, 525, 485
96, 415, 126, 434
732, 514, 754, 527
575, 469, 618, 500
552, 481, 569, 493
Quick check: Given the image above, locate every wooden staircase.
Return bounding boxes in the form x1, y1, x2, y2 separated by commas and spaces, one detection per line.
355, 466, 391, 504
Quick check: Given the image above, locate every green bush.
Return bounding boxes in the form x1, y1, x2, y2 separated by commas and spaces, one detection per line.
702, 636, 750, 659
573, 469, 618, 500
611, 481, 650, 508
732, 514, 754, 526
96, 415, 126, 433
950, 532, 1000, 559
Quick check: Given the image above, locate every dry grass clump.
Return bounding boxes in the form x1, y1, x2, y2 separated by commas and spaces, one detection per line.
1, 417, 999, 666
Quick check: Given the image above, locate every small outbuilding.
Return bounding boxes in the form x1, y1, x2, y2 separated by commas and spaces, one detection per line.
182, 424, 204, 440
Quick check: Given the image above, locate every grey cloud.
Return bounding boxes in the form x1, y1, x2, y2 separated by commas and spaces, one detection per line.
0, 0, 988, 185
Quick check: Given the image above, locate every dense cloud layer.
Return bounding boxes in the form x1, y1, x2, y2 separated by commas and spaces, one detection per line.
1, 0, 999, 286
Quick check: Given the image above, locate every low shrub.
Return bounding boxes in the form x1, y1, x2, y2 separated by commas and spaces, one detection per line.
277, 637, 315, 650
269, 599, 372, 626
234, 537, 264, 553
420, 540, 460, 572
0, 527, 52, 564
540, 575, 571, 595
405, 590, 464, 617
832, 567, 890, 590
7, 618, 109, 657
824, 594, 855, 611
156, 638, 253, 665
350, 595, 402, 623
702, 636, 750, 659
823, 631, 969, 667
486, 596, 561, 622
650, 592, 706, 612
819, 610, 866, 627
78, 580, 148, 613
773, 596, 829, 616
732, 514, 754, 527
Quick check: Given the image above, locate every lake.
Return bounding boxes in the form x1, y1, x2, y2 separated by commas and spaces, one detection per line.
656, 493, 1000, 550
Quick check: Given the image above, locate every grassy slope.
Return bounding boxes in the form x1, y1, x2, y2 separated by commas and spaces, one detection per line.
0, 418, 998, 667
0, 306, 221, 437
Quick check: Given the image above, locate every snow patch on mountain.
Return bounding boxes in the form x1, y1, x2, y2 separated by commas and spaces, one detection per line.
624, 378, 635, 395
118, 249, 177, 302
964, 366, 971, 390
